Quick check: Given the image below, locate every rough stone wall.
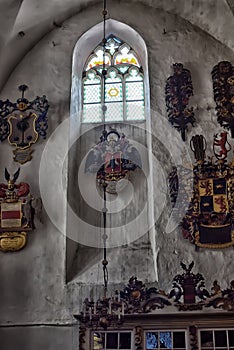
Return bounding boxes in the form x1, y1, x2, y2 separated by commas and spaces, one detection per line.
0, 1, 234, 349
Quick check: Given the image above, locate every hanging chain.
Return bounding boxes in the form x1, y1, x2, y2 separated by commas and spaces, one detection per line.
101, 0, 108, 299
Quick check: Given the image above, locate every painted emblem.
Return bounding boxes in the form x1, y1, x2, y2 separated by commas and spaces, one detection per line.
85, 129, 141, 194
212, 61, 234, 137
0, 168, 42, 252
0, 85, 49, 164
169, 132, 234, 249
165, 63, 195, 141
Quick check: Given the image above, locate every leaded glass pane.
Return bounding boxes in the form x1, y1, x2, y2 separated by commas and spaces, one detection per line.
159, 332, 172, 349
106, 36, 122, 55
126, 101, 145, 120
126, 81, 144, 101
215, 331, 227, 347
83, 84, 101, 104
106, 332, 118, 349
82, 104, 102, 123
228, 331, 234, 347
119, 333, 131, 349
86, 48, 111, 70
117, 65, 130, 74
201, 331, 214, 348
126, 67, 143, 82
173, 332, 186, 348
146, 332, 158, 349
105, 69, 123, 104
105, 102, 123, 121
114, 44, 140, 67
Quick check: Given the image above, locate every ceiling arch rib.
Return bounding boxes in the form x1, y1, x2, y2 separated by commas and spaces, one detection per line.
0, 0, 234, 93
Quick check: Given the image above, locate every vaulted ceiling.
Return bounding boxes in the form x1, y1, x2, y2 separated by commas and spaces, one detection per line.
0, 0, 234, 92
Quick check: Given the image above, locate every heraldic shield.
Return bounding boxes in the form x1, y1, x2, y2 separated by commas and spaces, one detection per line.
169, 132, 234, 250
0, 84, 49, 164
0, 168, 41, 252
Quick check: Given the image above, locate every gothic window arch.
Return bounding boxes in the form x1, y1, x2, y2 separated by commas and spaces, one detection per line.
82, 35, 145, 123
68, 20, 157, 284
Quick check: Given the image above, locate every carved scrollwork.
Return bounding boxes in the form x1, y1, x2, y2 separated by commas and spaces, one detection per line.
120, 276, 171, 314
79, 326, 86, 350
189, 325, 198, 350
135, 326, 143, 350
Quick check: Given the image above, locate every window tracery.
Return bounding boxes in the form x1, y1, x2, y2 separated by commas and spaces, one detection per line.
82, 35, 145, 123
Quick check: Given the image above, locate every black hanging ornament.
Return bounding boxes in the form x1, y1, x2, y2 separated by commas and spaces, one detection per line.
211, 61, 234, 137
165, 63, 195, 141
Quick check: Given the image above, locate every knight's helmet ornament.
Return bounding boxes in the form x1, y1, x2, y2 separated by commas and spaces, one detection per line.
0, 84, 49, 164
0, 168, 42, 252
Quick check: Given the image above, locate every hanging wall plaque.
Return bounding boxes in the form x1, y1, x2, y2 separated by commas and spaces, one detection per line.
169, 132, 234, 250
212, 61, 234, 137
0, 85, 49, 164
0, 168, 42, 252
165, 63, 195, 141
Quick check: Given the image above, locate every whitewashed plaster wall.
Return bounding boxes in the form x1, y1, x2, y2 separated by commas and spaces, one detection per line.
0, 1, 234, 349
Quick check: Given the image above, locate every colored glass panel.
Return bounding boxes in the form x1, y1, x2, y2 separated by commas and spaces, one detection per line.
86, 48, 111, 70
126, 81, 144, 101
105, 102, 123, 122
82, 104, 102, 123
146, 332, 158, 349
126, 101, 145, 120
114, 44, 140, 67
82, 35, 145, 123
160, 332, 172, 349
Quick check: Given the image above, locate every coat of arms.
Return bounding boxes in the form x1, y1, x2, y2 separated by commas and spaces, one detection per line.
85, 129, 141, 194
0, 168, 41, 252
212, 61, 234, 137
165, 63, 195, 141
0, 85, 49, 164
169, 132, 234, 249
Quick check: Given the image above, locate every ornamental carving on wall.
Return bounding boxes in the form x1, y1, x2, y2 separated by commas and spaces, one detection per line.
76, 261, 234, 331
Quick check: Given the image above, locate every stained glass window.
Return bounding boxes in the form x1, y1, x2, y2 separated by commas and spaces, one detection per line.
146, 331, 186, 350
82, 35, 145, 122
200, 329, 234, 349
92, 331, 132, 350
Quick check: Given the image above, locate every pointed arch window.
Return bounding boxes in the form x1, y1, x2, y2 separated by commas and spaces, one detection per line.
82, 35, 145, 123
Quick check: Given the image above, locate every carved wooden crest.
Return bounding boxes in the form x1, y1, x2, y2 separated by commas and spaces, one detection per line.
0, 85, 49, 164
212, 61, 234, 137
85, 128, 141, 194
169, 132, 234, 249
165, 63, 195, 141
0, 168, 42, 251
